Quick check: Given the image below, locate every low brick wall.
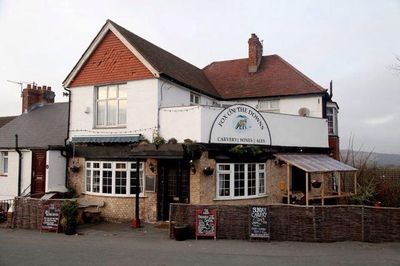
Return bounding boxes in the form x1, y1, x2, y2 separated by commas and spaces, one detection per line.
169, 204, 400, 242
13, 197, 66, 230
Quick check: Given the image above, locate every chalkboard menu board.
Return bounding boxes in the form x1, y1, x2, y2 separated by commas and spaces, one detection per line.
249, 206, 270, 239
195, 208, 217, 240
41, 204, 61, 233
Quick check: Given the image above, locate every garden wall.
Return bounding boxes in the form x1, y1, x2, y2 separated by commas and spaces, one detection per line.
169, 204, 400, 242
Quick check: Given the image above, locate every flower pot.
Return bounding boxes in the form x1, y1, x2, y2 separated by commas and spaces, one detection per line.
311, 181, 322, 189
64, 222, 77, 235
173, 225, 188, 241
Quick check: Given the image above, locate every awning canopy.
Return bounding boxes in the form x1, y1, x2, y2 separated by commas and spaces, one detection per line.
275, 153, 357, 173
130, 143, 185, 159
71, 135, 142, 144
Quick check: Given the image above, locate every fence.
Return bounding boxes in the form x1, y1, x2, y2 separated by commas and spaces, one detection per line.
12, 197, 66, 230
169, 203, 400, 242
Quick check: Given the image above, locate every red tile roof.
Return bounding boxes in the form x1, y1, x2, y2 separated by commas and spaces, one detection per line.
203, 55, 326, 99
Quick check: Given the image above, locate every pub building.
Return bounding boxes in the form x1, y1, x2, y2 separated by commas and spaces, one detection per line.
63, 20, 356, 223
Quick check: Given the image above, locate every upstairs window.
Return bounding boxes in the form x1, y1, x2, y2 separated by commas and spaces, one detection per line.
190, 93, 200, 105
96, 85, 127, 127
327, 106, 338, 135
0, 151, 8, 175
258, 100, 280, 113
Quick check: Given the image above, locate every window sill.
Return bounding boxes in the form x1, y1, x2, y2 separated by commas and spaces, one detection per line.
82, 192, 147, 198
213, 194, 269, 201
93, 125, 127, 129
0, 174, 8, 177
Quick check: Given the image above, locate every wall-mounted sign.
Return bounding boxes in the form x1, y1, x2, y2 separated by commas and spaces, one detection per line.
249, 206, 270, 239
195, 208, 217, 240
145, 175, 156, 192
209, 104, 271, 146
41, 203, 61, 233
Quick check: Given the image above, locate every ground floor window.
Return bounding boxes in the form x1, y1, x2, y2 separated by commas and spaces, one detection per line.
216, 163, 266, 199
85, 161, 144, 196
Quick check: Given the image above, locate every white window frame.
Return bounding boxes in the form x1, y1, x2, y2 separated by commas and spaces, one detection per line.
85, 161, 145, 197
326, 106, 338, 136
0, 151, 8, 175
95, 85, 127, 127
190, 93, 200, 105
258, 99, 280, 113
216, 163, 266, 199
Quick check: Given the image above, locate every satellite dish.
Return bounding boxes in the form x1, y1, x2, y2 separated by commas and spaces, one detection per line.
298, 107, 310, 117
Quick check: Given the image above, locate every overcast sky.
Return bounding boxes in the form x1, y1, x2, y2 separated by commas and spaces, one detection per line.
0, 0, 399, 154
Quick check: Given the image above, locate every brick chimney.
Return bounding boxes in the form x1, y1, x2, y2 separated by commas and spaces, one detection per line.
22, 84, 55, 113
248, 33, 263, 73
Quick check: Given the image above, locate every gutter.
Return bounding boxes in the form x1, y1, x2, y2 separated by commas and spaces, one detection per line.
61, 87, 72, 188
15, 134, 22, 196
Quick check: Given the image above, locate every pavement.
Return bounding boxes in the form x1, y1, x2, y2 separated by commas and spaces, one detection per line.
1, 223, 400, 266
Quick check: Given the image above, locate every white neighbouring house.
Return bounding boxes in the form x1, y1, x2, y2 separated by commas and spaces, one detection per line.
0, 86, 68, 201
62, 20, 354, 223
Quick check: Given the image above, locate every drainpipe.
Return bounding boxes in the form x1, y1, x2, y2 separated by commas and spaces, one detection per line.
61, 87, 71, 188
15, 134, 22, 196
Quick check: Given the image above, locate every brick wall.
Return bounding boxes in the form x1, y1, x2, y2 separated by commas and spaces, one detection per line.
170, 204, 400, 242
70, 30, 153, 87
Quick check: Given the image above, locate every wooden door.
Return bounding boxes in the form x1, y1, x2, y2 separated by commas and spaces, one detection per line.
31, 150, 46, 198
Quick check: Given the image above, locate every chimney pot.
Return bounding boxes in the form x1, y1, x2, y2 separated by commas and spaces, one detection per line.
27, 84, 32, 89
47, 86, 51, 91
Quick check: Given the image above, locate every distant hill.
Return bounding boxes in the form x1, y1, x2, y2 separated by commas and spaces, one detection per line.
341, 150, 400, 167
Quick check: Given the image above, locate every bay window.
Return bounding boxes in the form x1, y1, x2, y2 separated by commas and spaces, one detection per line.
96, 85, 127, 127
217, 163, 266, 199
85, 161, 144, 196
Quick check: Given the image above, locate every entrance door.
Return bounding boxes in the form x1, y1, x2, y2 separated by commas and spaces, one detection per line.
31, 150, 46, 198
157, 160, 189, 221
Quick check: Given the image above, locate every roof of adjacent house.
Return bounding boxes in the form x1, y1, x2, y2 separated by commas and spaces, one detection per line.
0, 103, 68, 149
203, 55, 326, 99
0, 116, 17, 129
65, 20, 327, 100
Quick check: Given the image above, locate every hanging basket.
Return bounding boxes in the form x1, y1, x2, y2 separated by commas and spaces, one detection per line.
311, 180, 322, 188
203, 167, 214, 176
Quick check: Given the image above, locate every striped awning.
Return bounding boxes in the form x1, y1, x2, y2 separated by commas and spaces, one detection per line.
275, 153, 357, 173
71, 135, 142, 144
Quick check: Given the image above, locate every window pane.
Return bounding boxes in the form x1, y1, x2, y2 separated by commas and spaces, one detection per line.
86, 162, 91, 168
98, 87, 107, 100
86, 170, 91, 192
248, 164, 256, 196
118, 100, 127, 125
115, 171, 127, 194
130, 170, 143, 194
234, 164, 245, 196
118, 87, 127, 98
218, 164, 230, 171
116, 163, 126, 169
270, 100, 279, 109
93, 170, 100, 192
102, 170, 112, 194
219, 173, 230, 197
108, 86, 117, 98
93, 163, 100, 169
107, 100, 117, 125
3, 157, 8, 173
97, 101, 106, 126
258, 172, 265, 194
103, 162, 112, 169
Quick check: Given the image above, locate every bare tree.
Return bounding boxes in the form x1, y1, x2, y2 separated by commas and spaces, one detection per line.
392, 54, 400, 72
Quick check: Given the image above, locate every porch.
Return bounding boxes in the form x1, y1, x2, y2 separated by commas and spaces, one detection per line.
276, 153, 358, 206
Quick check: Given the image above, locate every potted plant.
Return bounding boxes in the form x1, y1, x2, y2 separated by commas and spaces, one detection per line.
173, 223, 188, 241
311, 179, 322, 189
61, 200, 79, 235
203, 166, 214, 176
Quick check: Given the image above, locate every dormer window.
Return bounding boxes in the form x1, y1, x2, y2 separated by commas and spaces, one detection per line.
96, 85, 127, 127
258, 99, 280, 113
190, 93, 200, 105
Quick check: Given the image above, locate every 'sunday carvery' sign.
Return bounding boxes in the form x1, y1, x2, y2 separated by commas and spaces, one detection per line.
209, 104, 271, 145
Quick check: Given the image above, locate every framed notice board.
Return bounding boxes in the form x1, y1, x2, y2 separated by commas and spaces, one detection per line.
195, 208, 217, 240
249, 206, 270, 239
41, 203, 61, 233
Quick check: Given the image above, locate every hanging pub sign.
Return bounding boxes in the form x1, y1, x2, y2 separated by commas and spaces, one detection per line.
195, 208, 217, 240
41, 203, 61, 233
209, 104, 272, 146
249, 206, 270, 239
